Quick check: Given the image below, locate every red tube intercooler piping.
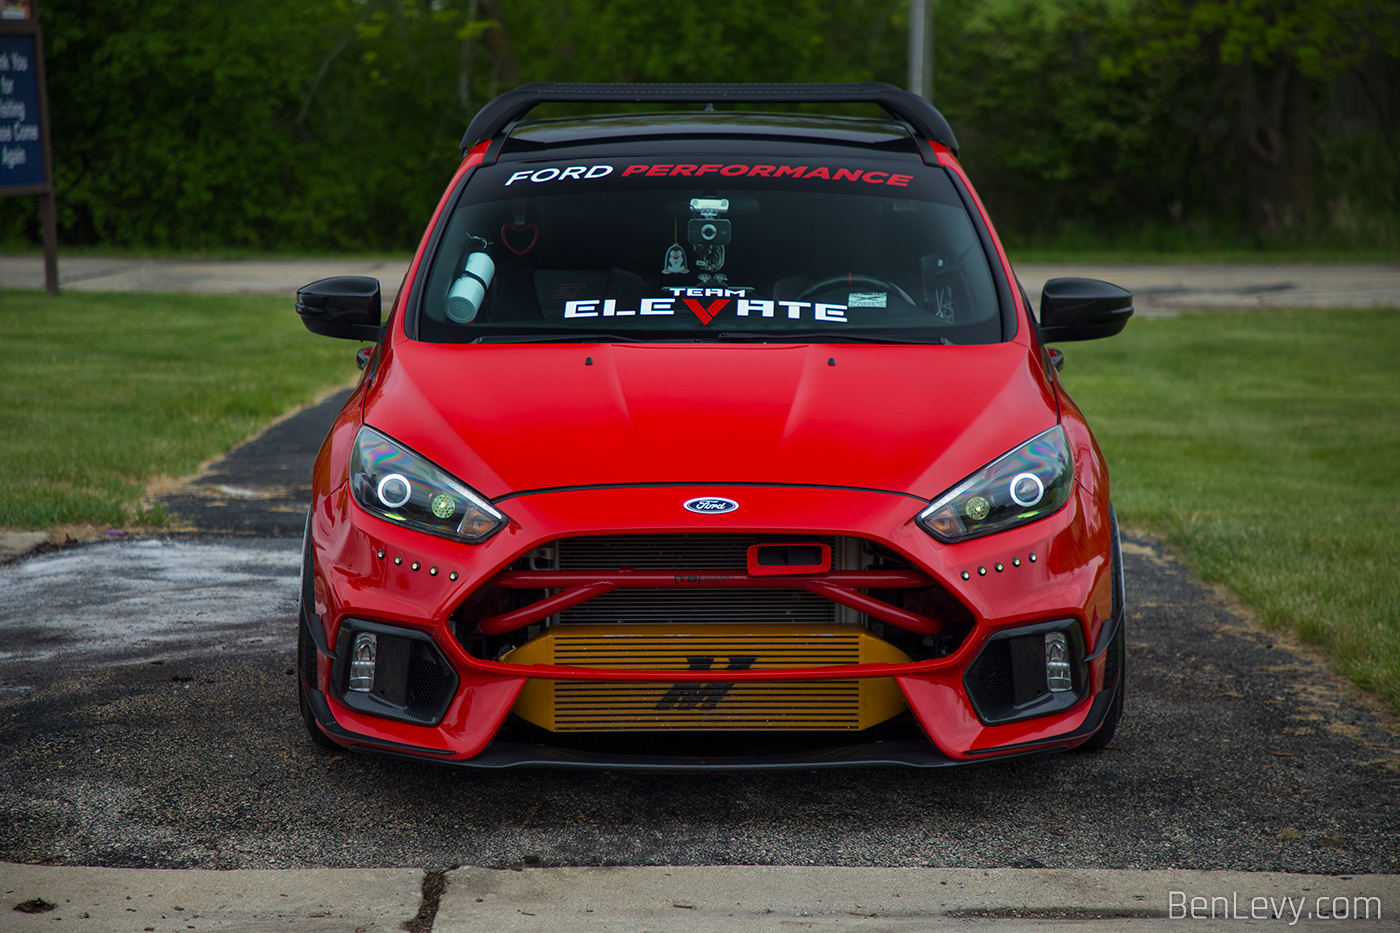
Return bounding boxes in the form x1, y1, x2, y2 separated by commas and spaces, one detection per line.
475, 568, 943, 637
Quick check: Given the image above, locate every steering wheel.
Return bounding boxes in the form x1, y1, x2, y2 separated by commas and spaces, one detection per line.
797, 274, 918, 307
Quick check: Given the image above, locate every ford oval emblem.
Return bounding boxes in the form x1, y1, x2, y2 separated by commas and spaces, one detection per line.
684, 496, 739, 514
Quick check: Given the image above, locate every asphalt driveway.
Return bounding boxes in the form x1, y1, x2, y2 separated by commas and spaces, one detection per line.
0, 393, 1396, 874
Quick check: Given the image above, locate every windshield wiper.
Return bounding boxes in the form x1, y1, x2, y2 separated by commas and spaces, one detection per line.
471, 332, 643, 344
715, 331, 952, 345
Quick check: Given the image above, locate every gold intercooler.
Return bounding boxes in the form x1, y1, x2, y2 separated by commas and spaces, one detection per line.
503, 623, 910, 732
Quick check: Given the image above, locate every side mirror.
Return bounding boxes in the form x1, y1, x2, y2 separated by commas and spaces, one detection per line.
1038, 278, 1133, 342
296, 276, 384, 341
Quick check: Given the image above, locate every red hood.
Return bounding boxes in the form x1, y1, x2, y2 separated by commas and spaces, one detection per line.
362, 341, 1058, 502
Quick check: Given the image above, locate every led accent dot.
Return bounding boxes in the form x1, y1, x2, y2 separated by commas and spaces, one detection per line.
376, 549, 385, 559
394, 555, 403, 566
995, 562, 1004, 572
411, 561, 420, 571
429, 566, 439, 576
1029, 553, 1037, 562
978, 566, 987, 576
448, 572, 458, 581
961, 571, 970, 580
1013, 557, 1021, 567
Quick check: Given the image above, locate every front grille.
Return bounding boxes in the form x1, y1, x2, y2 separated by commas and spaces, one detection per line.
552, 630, 860, 667
559, 534, 818, 569
553, 681, 861, 731
560, 589, 835, 625
555, 534, 838, 626
504, 623, 910, 732
552, 630, 860, 730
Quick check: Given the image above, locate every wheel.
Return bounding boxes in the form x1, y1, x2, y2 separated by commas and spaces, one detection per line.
797, 274, 918, 306
1079, 634, 1124, 751
298, 510, 340, 751
298, 622, 341, 751
1079, 505, 1125, 751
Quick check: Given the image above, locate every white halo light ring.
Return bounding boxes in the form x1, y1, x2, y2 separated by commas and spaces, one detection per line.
1008, 471, 1045, 508
376, 472, 413, 509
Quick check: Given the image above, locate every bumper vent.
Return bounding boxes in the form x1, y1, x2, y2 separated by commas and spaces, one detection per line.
963, 620, 1086, 725
333, 620, 459, 726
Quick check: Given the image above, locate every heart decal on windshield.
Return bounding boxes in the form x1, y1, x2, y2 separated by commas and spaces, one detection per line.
682, 297, 731, 325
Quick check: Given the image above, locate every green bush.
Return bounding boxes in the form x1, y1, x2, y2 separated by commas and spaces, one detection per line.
2, 0, 1395, 254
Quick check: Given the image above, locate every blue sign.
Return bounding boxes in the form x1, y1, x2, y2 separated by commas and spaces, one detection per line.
0, 34, 44, 190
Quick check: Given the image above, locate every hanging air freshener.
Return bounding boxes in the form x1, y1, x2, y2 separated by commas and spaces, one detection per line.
662, 219, 689, 275
662, 243, 689, 275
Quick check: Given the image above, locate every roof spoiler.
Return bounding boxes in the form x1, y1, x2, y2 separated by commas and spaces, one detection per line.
458, 82, 958, 157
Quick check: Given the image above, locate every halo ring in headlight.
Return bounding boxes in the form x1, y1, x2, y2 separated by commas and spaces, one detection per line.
1009, 471, 1045, 508
377, 473, 412, 509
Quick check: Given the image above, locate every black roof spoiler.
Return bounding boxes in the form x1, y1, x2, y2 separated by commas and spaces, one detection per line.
459, 82, 958, 157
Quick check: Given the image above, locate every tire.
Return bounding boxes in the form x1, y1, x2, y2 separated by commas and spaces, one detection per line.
298, 510, 341, 752
1079, 505, 1126, 752
1079, 640, 1124, 751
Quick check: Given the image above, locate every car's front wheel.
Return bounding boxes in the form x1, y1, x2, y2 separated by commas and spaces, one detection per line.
1079, 505, 1125, 751
297, 510, 340, 751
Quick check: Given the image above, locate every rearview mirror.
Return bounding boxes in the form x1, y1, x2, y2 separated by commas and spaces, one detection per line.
296, 276, 384, 341
1038, 278, 1133, 342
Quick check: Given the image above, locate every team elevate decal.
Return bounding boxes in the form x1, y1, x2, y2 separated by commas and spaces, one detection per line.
564, 293, 849, 324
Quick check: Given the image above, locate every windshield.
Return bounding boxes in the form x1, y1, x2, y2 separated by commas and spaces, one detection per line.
417, 156, 1005, 344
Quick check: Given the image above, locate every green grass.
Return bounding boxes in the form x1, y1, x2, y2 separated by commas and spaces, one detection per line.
0, 291, 359, 529
1006, 248, 1400, 264
1059, 308, 1400, 708
0, 244, 414, 262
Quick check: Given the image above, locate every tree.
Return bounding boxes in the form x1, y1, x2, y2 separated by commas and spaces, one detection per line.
1132, 0, 1400, 234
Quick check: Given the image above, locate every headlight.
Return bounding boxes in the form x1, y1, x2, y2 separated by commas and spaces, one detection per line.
916, 426, 1074, 543
350, 426, 507, 543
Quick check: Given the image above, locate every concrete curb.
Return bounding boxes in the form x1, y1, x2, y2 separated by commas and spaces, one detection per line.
0, 864, 421, 932
4, 865, 1397, 932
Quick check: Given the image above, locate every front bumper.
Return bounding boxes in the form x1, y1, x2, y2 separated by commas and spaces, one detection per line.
302, 479, 1120, 767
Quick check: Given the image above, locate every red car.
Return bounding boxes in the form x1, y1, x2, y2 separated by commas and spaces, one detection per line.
294, 83, 1132, 769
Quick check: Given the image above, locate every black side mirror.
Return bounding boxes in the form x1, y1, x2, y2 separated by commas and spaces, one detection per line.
1038, 278, 1133, 342
296, 276, 384, 341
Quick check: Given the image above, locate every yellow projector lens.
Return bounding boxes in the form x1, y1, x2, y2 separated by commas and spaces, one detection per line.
966, 495, 991, 521
430, 493, 457, 519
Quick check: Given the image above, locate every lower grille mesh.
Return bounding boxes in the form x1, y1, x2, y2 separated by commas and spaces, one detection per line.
504, 624, 908, 732
553, 681, 860, 731
554, 632, 860, 732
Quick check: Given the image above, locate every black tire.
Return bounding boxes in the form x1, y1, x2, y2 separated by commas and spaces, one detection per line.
298, 623, 341, 751
298, 510, 341, 751
1080, 505, 1126, 751
1079, 643, 1124, 751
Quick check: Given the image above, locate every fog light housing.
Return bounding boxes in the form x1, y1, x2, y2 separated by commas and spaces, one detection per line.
349, 633, 377, 692
1045, 631, 1072, 692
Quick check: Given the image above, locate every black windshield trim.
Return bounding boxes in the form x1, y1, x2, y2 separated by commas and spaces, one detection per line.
942, 169, 1017, 342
